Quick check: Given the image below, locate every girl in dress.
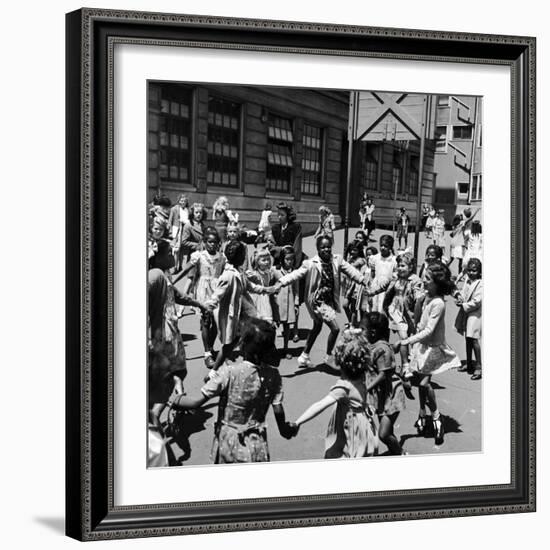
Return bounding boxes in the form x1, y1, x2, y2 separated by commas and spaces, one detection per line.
292, 330, 378, 458
369, 235, 397, 312
418, 244, 446, 281
381, 252, 423, 395
342, 241, 366, 327
314, 205, 336, 243
247, 248, 280, 324
225, 221, 250, 271
166, 318, 297, 463
212, 196, 239, 244
277, 235, 367, 368
448, 214, 465, 274
206, 241, 275, 371
275, 246, 300, 358
175, 227, 226, 369
256, 201, 273, 246
393, 262, 461, 445
353, 230, 368, 256
362, 312, 406, 455
463, 220, 483, 266
425, 205, 436, 239
455, 258, 483, 380
352, 246, 378, 324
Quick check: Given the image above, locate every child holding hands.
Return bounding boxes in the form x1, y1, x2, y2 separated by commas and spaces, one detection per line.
292, 330, 378, 458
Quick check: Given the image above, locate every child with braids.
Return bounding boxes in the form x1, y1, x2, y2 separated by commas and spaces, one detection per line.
291, 330, 378, 458
393, 262, 461, 445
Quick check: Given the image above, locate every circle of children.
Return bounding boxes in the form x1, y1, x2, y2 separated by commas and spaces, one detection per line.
148, 193, 483, 467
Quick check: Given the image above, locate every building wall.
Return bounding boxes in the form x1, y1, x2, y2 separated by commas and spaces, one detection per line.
432, 95, 483, 221
148, 83, 349, 234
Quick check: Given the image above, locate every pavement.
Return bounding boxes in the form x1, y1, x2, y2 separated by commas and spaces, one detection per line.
166, 227, 481, 465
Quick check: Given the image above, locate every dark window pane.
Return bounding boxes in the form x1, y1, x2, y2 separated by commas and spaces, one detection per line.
300, 123, 322, 196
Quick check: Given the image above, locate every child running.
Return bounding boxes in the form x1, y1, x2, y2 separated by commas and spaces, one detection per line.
393, 262, 461, 445
277, 235, 368, 368
275, 246, 300, 358
166, 318, 297, 463
291, 329, 378, 458
174, 227, 226, 369
362, 312, 406, 455
454, 258, 483, 380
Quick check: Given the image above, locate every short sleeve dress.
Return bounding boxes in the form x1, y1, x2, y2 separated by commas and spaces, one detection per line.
201, 361, 284, 463
324, 378, 378, 458
366, 341, 406, 416
189, 250, 226, 303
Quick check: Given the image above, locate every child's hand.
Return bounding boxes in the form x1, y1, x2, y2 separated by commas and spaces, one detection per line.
173, 375, 184, 395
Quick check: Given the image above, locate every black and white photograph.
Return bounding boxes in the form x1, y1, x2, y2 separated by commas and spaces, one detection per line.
147, 82, 483, 467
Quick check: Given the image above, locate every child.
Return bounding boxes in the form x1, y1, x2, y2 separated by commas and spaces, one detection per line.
463, 220, 483, 267
418, 244, 446, 281
166, 318, 297, 463
353, 230, 368, 255
432, 209, 446, 250
342, 241, 366, 327
174, 227, 226, 369
277, 235, 368, 368
314, 205, 336, 243
448, 214, 465, 274
247, 248, 280, 324
455, 258, 483, 380
381, 252, 423, 396
212, 196, 239, 243
425, 205, 436, 239
362, 312, 406, 455
292, 330, 378, 458
257, 201, 273, 245
395, 207, 410, 250
353, 246, 378, 323
393, 262, 461, 445
275, 246, 300, 358
369, 235, 397, 312
225, 221, 249, 271
205, 240, 275, 371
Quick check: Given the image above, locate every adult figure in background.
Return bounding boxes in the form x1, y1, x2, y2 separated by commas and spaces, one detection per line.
395, 207, 410, 250
422, 204, 430, 232
269, 202, 303, 268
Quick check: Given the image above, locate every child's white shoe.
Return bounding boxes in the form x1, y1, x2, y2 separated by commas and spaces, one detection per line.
297, 352, 312, 368
324, 354, 336, 368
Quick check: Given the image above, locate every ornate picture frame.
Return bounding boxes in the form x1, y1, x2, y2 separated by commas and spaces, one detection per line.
66, 8, 536, 541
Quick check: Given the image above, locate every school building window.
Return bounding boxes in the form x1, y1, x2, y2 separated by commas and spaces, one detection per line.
361, 143, 379, 191
457, 181, 469, 199
159, 85, 193, 182
435, 125, 447, 152
207, 96, 241, 187
266, 113, 294, 193
437, 95, 450, 106
300, 123, 323, 196
408, 156, 419, 196
472, 174, 482, 201
391, 151, 403, 194
452, 124, 473, 140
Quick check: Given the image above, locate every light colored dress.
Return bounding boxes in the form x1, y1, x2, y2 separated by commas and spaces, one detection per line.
432, 217, 446, 249
246, 268, 280, 323
454, 278, 482, 339
404, 296, 461, 375
188, 250, 226, 303
201, 361, 284, 463
366, 341, 406, 416
463, 231, 483, 266
370, 253, 397, 312
325, 377, 378, 458
382, 275, 423, 339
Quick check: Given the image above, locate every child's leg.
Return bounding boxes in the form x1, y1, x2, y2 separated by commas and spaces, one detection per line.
378, 413, 403, 455
420, 375, 439, 417
292, 308, 300, 341
304, 319, 323, 354
325, 319, 340, 355
465, 337, 474, 371
282, 322, 290, 356
471, 338, 482, 378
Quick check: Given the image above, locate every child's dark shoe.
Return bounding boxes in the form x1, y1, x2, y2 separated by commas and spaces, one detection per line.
414, 415, 427, 435
433, 417, 444, 445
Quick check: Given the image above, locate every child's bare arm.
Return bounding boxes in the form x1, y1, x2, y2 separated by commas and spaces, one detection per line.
295, 395, 336, 426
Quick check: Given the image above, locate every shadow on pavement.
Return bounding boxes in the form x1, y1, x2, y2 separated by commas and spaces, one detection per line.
399, 413, 463, 447
282, 362, 340, 379
166, 408, 213, 464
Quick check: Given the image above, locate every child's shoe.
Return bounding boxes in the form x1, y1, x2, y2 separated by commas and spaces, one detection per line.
433, 417, 445, 445
414, 415, 427, 435
204, 351, 214, 369
297, 352, 312, 368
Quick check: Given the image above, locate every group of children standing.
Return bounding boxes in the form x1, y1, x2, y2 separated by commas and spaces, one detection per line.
148, 194, 483, 466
